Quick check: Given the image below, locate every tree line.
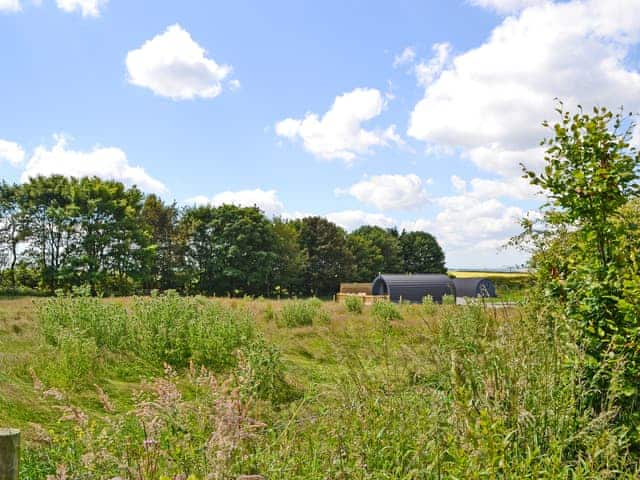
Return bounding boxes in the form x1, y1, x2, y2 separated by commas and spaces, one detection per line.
0, 175, 446, 296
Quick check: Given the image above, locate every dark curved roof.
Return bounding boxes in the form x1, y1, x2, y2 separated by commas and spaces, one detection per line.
453, 278, 496, 298
372, 274, 455, 303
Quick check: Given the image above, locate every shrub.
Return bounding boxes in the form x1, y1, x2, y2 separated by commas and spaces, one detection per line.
344, 295, 364, 314
277, 299, 326, 327
421, 295, 436, 315
37, 294, 260, 372
442, 294, 456, 305
371, 300, 402, 322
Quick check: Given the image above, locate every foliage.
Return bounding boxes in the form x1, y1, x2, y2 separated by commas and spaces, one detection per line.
371, 299, 402, 322
344, 295, 364, 314
180, 204, 280, 296
0, 175, 448, 297
400, 230, 446, 273
140, 194, 182, 291
1, 296, 639, 478
521, 104, 640, 438
350, 225, 402, 276
38, 293, 262, 372
296, 216, 354, 296
276, 298, 328, 327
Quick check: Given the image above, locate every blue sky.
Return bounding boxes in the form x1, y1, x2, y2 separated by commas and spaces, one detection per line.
1, 0, 639, 267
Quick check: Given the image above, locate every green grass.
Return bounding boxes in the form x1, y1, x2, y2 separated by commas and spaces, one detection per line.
1, 295, 638, 479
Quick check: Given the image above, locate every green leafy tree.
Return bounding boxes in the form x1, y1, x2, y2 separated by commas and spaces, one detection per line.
0, 182, 26, 288
20, 175, 78, 292
70, 177, 152, 295
347, 233, 384, 282
350, 226, 402, 274
272, 218, 308, 296
141, 194, 182, 291
296, 216, 353, 296
180, 204, 279, 296
400, 231, 446, 273
522, 104, 640, 428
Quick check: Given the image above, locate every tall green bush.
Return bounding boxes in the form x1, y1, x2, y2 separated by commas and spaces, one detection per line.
522, 104, 640, 434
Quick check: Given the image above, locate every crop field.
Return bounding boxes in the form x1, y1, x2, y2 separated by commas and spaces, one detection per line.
1, 293, 636, 479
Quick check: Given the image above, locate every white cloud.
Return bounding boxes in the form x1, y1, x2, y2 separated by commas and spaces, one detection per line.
186, 189, 284, 217
469, 0, 547, 14
325, 210, 395, 231
336, 173, 430, 211
403, 196, 525, 250
393, 46, 416, 68
0, 0, 20, 12
126, 24, 232, 100
21, 135, 166, 193
0, 139, 25, 166
56, 0, 106, 17
451, 174, 540, 200
409, 0, 640, 177
415, 42, 451, 88
275, 88, 400, 162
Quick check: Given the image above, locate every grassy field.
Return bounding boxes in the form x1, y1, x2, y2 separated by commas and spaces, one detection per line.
0, 294, 636, 479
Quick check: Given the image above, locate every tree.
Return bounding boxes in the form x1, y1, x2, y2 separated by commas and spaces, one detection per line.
0, 182, 25, 288
400, 231, 446, 273
522, 104, 640, 427
141, 194, 181, 291
350, 226, 403, 274
347, 233, 383, 282
180, 205, 279, 296
272, 218, 308, 296
297, 216, 353, 296
70, 177, 152, 295
20, 175, 77, 292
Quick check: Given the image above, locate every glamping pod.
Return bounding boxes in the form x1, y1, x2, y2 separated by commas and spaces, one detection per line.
371, 274, 455, 303
453, 278, 496, 298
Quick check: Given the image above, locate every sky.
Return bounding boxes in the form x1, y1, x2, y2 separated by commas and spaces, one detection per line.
1, 0, 640, 268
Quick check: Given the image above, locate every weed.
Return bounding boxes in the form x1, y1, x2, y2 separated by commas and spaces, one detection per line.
371, 299, 402, 322
344, 295, 364, 314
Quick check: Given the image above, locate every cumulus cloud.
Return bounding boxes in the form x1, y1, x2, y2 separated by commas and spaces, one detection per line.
21, 135, 166, 193
450, 175, 540, 200
275, 88, 401, 162
415, 42, 451, 88
56, 0, 107, 17
0, 0, 20, 12
126, 24, 232, 100
409, 0, 640, 176
404, 196, 525, 250
393, 46, 416, 68
336, 173, 430, 211
469, 0, 547, 14
325, 210, 395, 231
0, 139, 25, 166
186, 189, 284, 217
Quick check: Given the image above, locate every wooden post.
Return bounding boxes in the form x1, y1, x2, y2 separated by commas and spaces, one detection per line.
0, 428, 20, 480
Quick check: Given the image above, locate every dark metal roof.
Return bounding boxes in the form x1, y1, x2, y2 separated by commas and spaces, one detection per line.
372, 274, 455, 303
453, 278, 496, 298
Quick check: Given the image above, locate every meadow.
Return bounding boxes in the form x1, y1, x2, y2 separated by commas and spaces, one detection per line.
1, 290, 636, 479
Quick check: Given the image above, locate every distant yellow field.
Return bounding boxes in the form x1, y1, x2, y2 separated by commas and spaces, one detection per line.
449, 271, 530, 278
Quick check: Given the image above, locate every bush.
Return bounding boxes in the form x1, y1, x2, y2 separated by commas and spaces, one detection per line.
37, 294, 259, 372
421, 295, 436, 315
344, 295, 364, 314
442, 294, 456, 305
371, 300, 402, 322
277, 299, 327, 327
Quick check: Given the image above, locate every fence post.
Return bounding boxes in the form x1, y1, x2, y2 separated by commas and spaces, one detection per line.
0, 428, 20, 480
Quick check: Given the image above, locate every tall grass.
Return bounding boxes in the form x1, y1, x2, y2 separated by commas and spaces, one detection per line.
6, 295, 639, 478
38, 293, 256, 370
